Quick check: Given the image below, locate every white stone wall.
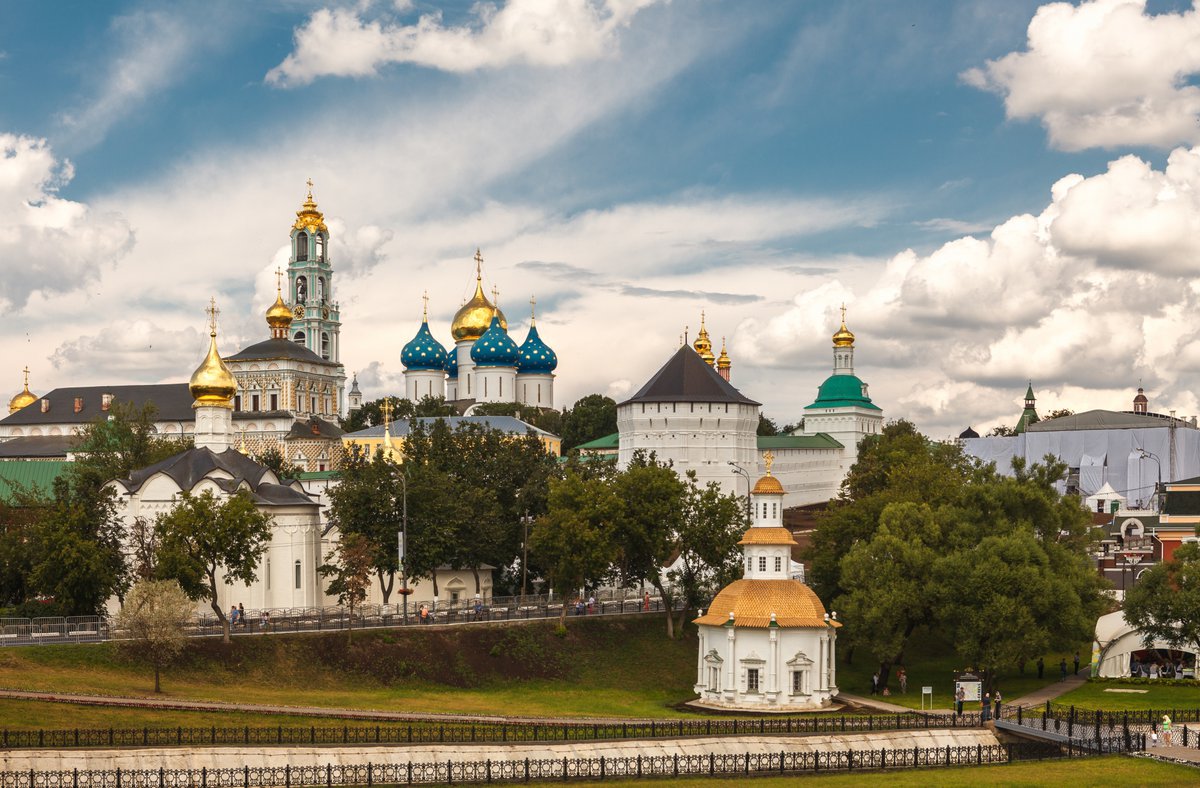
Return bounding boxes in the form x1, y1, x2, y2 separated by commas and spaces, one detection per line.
473, 367, 517, 404
694, 623, 837, 709
404, 369, 445, 402
517, 373, 554, 408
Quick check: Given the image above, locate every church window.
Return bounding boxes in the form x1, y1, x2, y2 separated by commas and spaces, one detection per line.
234, 396, 242, 411
708, 666, 720, 692
270, 394, 278, 411
746, 668, 760, 693
251, 394, 260, 411
311, 396, 317, 413
316, 234, 325, 262
293, 331, 306, 345
317, 277, 325, 303
792, 670, 808, 695
265, 558, 271, 590
772, 503, 777, 518
746, 556, 752, 573
758, 556, 766, 572
296, 232, 308, 261
321, 332, 330, 359
294, 560, 302, 589
318, 462, 326, 471
774, 556, 782, 572
537, 384, 542, 403
499, 378, 503, 398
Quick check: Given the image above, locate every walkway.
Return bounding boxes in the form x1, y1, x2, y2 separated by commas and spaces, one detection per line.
839, 674, 1087, 715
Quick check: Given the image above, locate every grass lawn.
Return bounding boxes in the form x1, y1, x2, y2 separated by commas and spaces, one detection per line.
0, 617, 707, 720
835, 628, 1089, 711
1055, 679, 1200, 711
0, 699, 379, 729
550, 755, 1194, 786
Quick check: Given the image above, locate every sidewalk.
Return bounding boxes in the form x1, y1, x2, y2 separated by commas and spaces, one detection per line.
840, 673, 1088, 716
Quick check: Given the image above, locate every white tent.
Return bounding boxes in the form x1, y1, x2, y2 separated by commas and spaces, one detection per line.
1085, 482, 1127, 515
1093, 610, 1197, 678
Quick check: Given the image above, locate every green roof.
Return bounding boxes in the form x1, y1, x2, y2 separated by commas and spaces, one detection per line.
575, 432, 620, 451
757, 434, 843, 450
297, 470, 340, 480
0, 461, 71, 502
804, 374, 882, 411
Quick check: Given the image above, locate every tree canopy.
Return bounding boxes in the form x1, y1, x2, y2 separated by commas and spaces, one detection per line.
1125, 542, 1200, 654
561, 394, 617, 451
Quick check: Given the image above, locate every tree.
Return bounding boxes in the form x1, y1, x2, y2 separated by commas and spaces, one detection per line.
114, 580, 194, 692
561, 394, 617, 451
610, 453, 687, 637
70, 402, 187, 496
154, 490, 273, 643
987, 425, 1017, 437
327, 446, 403, 602
757, 414, 779, 436
667, 472, 745, 635
530, 470, 619, 626
1043, 408, 1074, 421
318, 533, 376, 643
1125, 542, 1200, 655
340, 396, 453, 432
254, 446, 304, 479
470, 401, 564, 436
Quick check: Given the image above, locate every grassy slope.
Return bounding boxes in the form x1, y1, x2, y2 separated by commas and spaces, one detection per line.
0, 700, 374, 729
555, 755, 1193, 787
0, 616, 702, 722
1056, 680, 1200, 711
835, 628, 1089, 711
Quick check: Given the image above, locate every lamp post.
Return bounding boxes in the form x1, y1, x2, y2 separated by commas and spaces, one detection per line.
728, 461, 752, 525
1138, 450, 1162, 512
395, 469, 410, 625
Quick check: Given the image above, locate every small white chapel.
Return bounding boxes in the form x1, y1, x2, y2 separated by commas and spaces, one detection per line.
693, 454, 840, 709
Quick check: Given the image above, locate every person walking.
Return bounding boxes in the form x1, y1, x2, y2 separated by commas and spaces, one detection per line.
238, 603, 246, 628
955, 686, 965, 717
981, 692, 991, 722
898, 668, 908, 694
1037, 656, 1044, 679
642, 591, 650, 612
993, 690, 1002, 718
871, 672, 879, 695
229, 605, 239, 628
1059, 658, 1068, 682
1163, 715, 1173, 747
1073, 651, 1080, 675
259, 610, 269, 632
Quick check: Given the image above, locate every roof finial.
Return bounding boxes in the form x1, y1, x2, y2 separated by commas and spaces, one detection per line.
530, 295, 537, 326
422, 290, 429, 321
840, 302, 847, 325
684, 325, 689, 345
474, 248, 484, 280
764, 450, 775, 475
275, 267, 284, 295
491, 285, 500, 308
381, 398, 393, 430
22, 366, 29, 388
305, 178, 314, 199
206, 298, 220, 337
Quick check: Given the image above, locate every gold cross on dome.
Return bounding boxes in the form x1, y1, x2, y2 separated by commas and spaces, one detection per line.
275, 267, 284, 293
422, 290, 429, 320
305, 177, 314, 197
491, 286, 500, 307
763, 450, 775, 474
206, 298, 220, 333
381, 399, 393, 428
474, 248, 484, 278
21, 366, 29, 387
840, 303, 847, 323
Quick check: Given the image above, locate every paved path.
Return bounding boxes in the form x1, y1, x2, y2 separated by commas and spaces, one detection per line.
840, 673, 1087, 716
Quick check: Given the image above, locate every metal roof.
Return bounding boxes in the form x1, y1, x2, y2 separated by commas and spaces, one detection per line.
0, 461, 71, 501
619, 346, 759, 407
0, 383, 193, 425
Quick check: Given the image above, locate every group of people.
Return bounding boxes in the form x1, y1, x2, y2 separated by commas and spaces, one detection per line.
228, 603, 270, 631
869, 668, 907, 696
1034, 652, 1081, 682
953, 687, 1002, 719
1131, 657, 1190, 679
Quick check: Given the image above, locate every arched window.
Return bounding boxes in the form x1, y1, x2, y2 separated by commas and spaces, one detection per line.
317, 277, 325, 303
294, 560, 302, 589
321, 332, 330, 359
295, 276, 308, 303
295, 232, 308, 261
293, 331, 306, 345
316, 234, 325, 262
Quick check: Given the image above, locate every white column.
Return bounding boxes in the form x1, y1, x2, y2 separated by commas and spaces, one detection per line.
726, 627, 736, 699
768, 628, 778, 696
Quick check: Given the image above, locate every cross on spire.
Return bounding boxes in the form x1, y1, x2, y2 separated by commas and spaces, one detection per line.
275, 267, 284, 294
763, 450, 775, 474
381, 399, 393, 429
530, 295, 537, 324
305, 177, 314, 198
491, 285, 500, 307
21, 366, 29, 387
840, 302, 847, 324
474, 248, 484, 280
206, 298, 220, 335
422, 290, 429, 321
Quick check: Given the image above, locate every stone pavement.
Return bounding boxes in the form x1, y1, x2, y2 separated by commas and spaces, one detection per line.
839, 674, 1088, 715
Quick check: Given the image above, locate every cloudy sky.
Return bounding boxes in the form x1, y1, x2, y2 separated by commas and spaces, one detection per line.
3, 0, 1200, 437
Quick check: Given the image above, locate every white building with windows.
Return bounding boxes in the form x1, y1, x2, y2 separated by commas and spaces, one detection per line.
693, 461, 840, 710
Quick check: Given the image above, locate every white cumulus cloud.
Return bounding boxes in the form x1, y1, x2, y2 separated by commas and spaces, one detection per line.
963, 0, 1200, 151
266, 0, 664, 87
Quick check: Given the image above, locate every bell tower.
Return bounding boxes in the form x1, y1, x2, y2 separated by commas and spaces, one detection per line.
288, 180, 341, 364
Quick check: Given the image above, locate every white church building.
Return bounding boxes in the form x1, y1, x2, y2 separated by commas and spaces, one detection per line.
693, 458, 840, 709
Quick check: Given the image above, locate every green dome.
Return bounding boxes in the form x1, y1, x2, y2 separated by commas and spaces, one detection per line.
804, 374, 881, 411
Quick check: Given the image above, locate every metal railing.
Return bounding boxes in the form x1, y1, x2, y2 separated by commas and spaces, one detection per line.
0, 617, 107, 647
0, 740, 1094, 786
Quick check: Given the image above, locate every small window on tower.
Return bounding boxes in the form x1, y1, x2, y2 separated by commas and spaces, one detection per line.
270, 394, 278, 411
294, 560, 302, 589
251, 394, 260, 411
774, 556, 782, 572
293, 331, 305, 345
316, 234, 324, 262
321, 332, 330, 359
296, 232, 308, 261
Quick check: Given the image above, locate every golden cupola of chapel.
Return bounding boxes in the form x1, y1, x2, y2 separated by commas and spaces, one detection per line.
8, 367, 37, 414
265, 269, 294, 338
832, 303, 855, 348
693, 311, 715, 365
189, 300, 238, 408
452, 249, 507, 342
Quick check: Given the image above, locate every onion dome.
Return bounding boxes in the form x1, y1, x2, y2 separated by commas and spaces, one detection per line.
8, 367, 36, 414
402, 320, 447, 371
693, 311, 715, 365
292, 181, 327, 233
832, 304, 855, 348
717, 337, 731, 371
444, 344, 459, 379
517, 302, 557, 374
349, 374, 362, 397
189, 304, 238, 409
451, 250, 506, 342
265, 275, 293, 338
471, 312, 519, 367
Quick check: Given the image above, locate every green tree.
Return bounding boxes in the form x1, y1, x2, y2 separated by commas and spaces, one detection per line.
530, 470, 619, 626
561, 394, 617, 451
668, 472, 745, 634
340, 396, 453, 432
69, 402, 187, 496
154, 490, 273, 643
319, 532, 376, 643
254, 446, 304, 479
757, 414, 779, 436
327, 445, 403, 603
1044, 408, 1074, 421
988, 425, 1017, 437
610, 453, 687, 637
114, 579, 194, 693
469, 401, 564, 436
1125, 542, 1200, 656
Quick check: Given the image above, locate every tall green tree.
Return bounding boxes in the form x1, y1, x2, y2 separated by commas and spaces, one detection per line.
327, 446, 404, 602
561, 394, 617, 451
319, 532, 376, 643
340, 396, 453, 432
668, 472, 745, 635
1125, 542, 1200, 656
70, 402, 187, 496
154, 490, 273, 643
530, 470, 619, 625
757, 414, 779, 436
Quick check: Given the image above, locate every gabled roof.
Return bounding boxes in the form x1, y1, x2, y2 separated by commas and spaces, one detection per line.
226, 337, 338, 366
0, 383, 193, 425
575, 432, 619, 450
0, 435, 79, 459
116, 446, 316, 507
286, 417, 345, 440
620, 346, 759, 407
345, 415, 558, 440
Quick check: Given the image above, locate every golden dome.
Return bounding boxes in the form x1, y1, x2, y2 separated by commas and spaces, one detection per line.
292, 181, 327, 234
694, 579, 837, 629
751, 474, 785, 496
451, 250, 506, 342
832, 303, 854, 348
8, 367, 36, 414
190, 304, 237, 409
717, 337, 731, 370
266, 283, 293, 336
693, 311, 715, 365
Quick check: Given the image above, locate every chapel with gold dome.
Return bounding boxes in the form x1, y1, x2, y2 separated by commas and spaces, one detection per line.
7, 368, 37, 415
693, 453, 840, 710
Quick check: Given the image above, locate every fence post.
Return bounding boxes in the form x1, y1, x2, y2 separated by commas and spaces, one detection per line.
202, 766, 207, 788
326, 763, 332, 788
159, 767, 165, 788
709, 753, 714, 775
637, 755, 642, 777
847, 749, 853, 771
244, 765, 250, 788
599, 756, 604, 780
674, 754, 679, 776
367, 762, 373, 787
73, 768, 78, 788
1017, 706, 1022, 726
945, 745, 950, 766
524, 759, 529, 783
286, 765, 290, 788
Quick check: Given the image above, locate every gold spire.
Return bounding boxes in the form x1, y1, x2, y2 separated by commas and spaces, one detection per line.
266, 267, 293, 338
451, 249, 507, 341
717, 336, 731, 370
693, 310, 715, 365
189, 299, 238, 409
833, 302, 855, 348
8, 366, 36, 414
292, 179, 328, 233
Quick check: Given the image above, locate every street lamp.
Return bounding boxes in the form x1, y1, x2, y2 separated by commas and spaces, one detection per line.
728, 461, 752, 525
1138, 450, 1162, 512
395, 469, 410, 625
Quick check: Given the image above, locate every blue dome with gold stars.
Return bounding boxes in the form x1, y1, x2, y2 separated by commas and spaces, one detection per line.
401, 320, 446, 371
444, 344, 458, 379
517, 324, 557, 374
471, 314, 519, 367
